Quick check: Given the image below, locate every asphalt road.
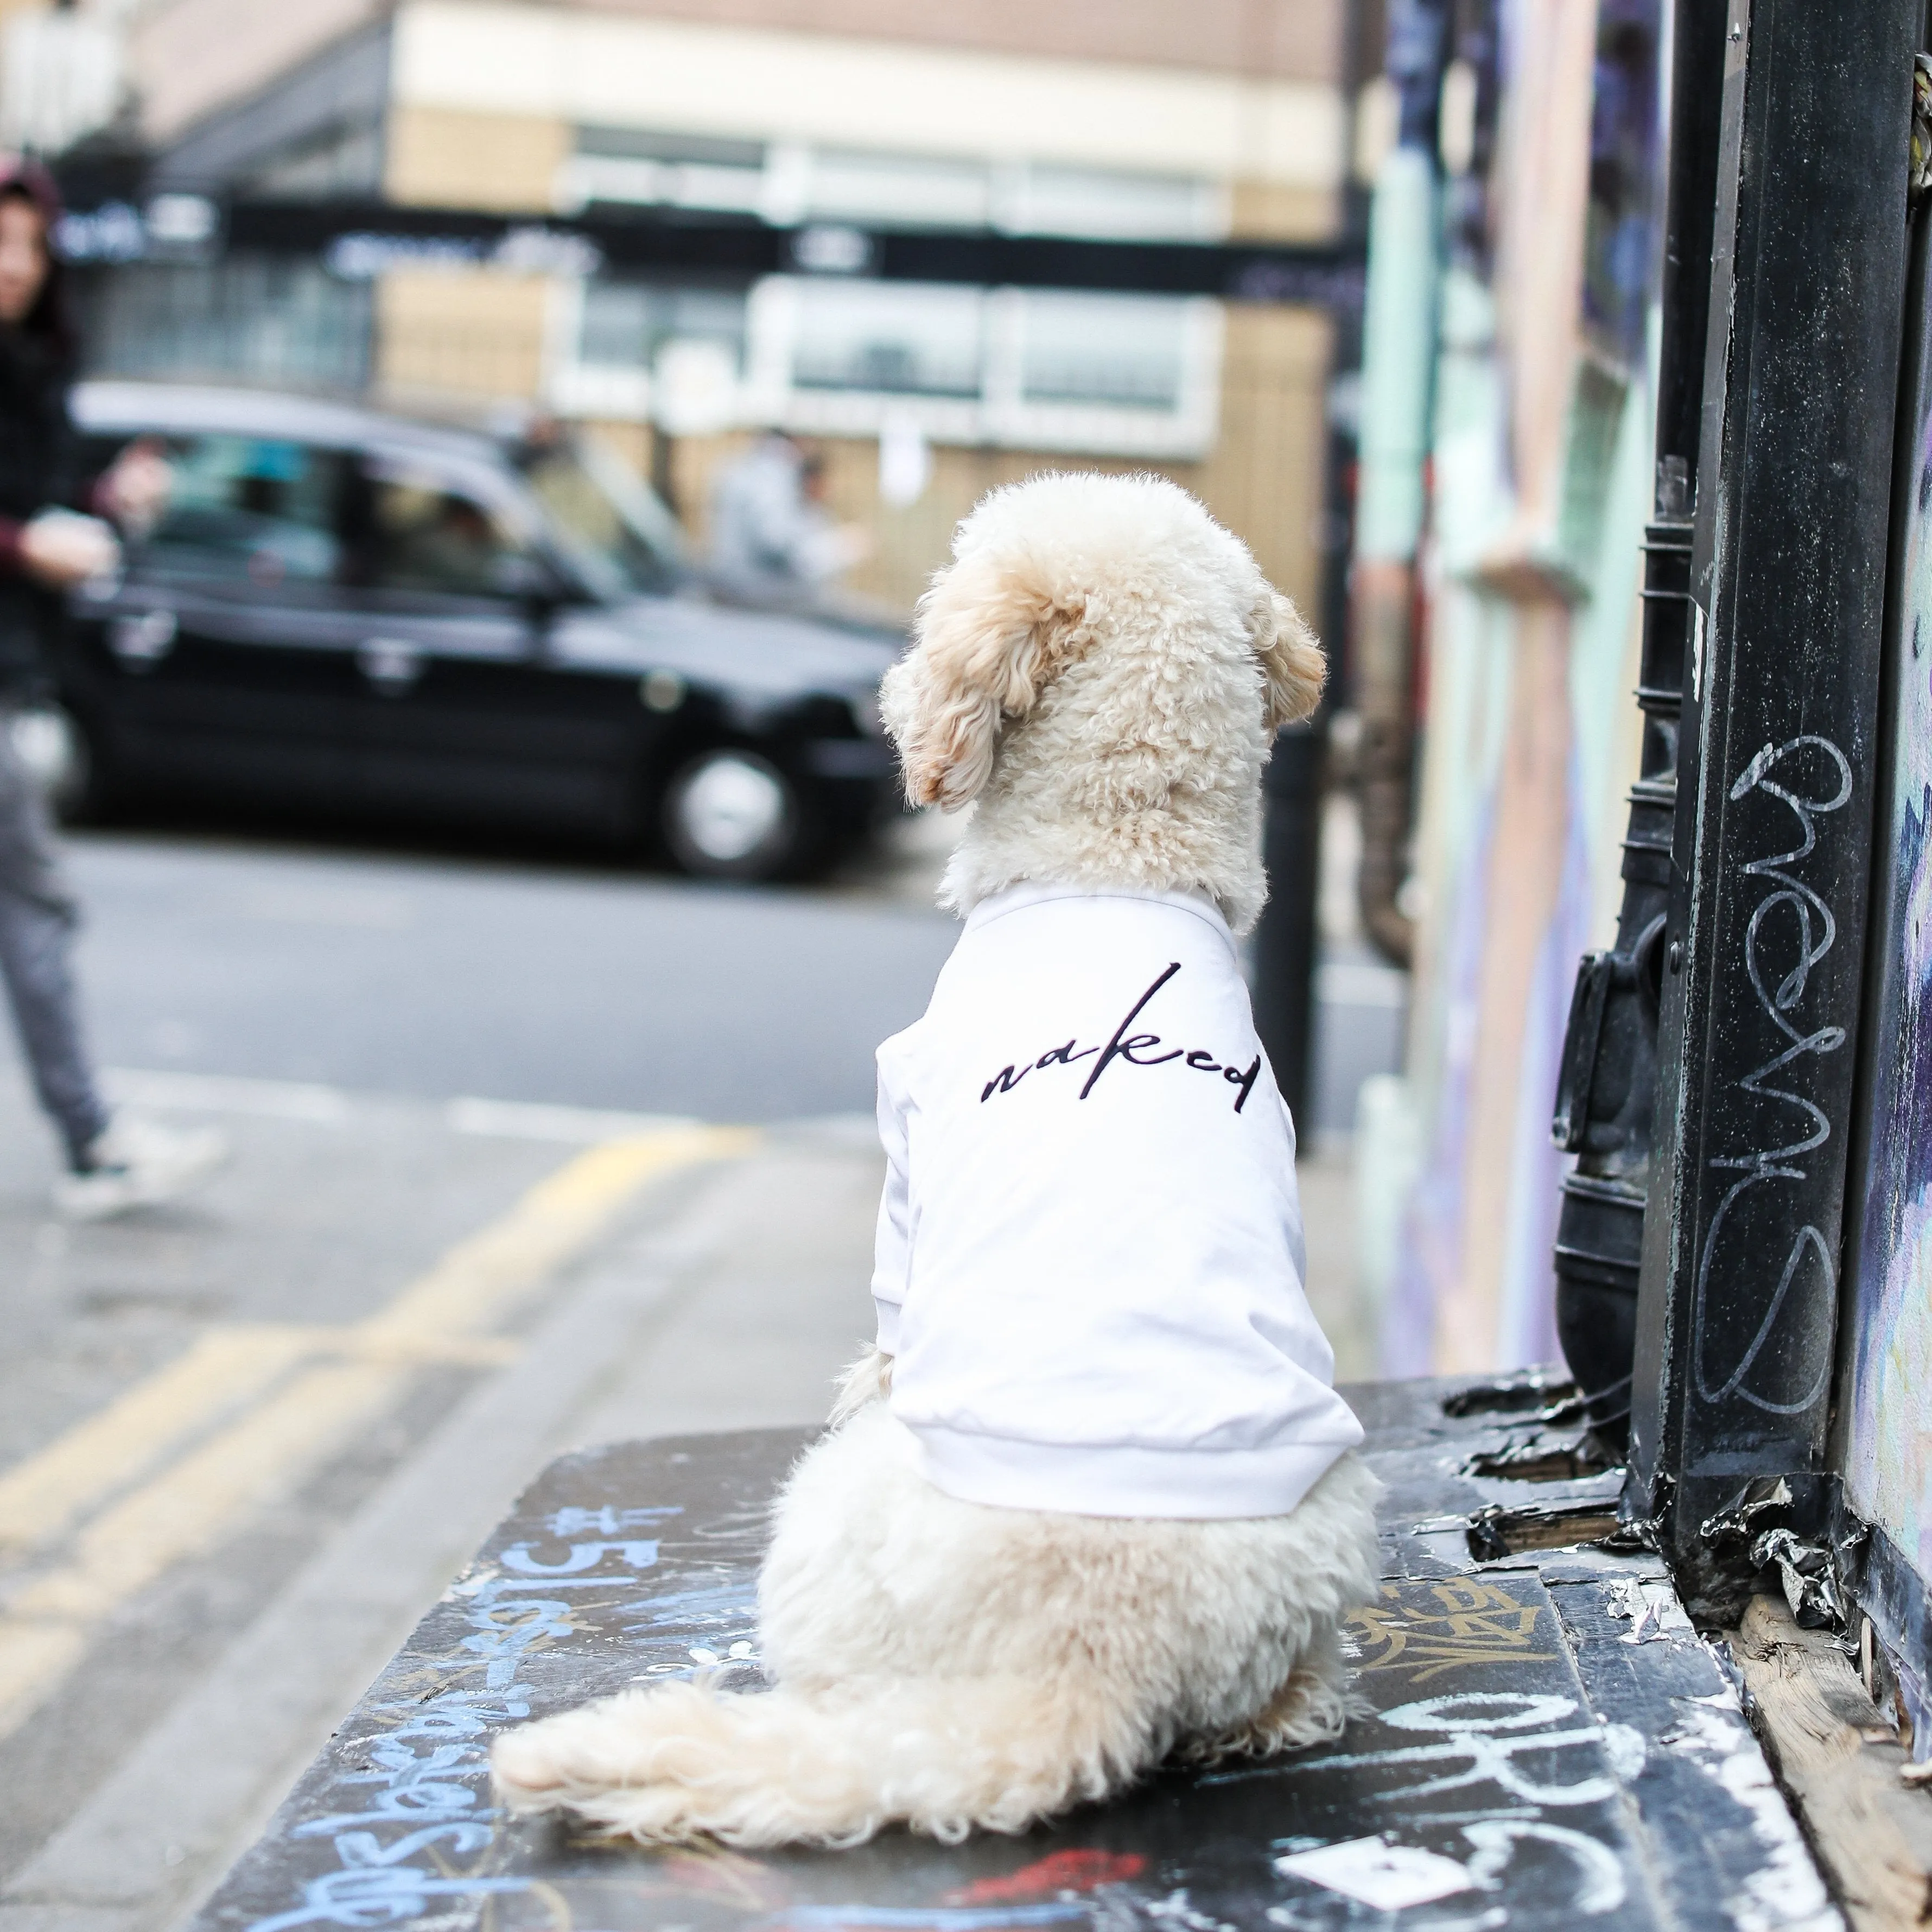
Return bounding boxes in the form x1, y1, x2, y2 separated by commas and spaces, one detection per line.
58, 829, 962, 1122
0, 812, 1404, 1932
36, 820, 1402, 1132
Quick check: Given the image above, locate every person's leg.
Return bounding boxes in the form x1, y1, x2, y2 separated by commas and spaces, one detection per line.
0, 890, 111, 1166
0, 713, 109, 1168
0, 709, 226, 1216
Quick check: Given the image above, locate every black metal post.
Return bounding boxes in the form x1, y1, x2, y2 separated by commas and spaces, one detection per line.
1547, 0, 1728, 1447
1255, 323, 1358, 1139
1255, 719, 1326, 1136
1627, 0, 1918, 1612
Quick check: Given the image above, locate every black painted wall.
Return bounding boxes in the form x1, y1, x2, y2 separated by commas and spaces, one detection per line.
1630, 0, 1921, 1603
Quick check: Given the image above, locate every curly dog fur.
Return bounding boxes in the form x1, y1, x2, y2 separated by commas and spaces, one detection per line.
493, 473, 1380, 1848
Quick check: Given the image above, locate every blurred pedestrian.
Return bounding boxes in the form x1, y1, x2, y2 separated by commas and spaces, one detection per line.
707, 432, 869, 600
0, 158, 223, 1218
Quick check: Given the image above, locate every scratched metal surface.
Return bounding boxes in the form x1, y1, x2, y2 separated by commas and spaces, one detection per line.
190, 1380, 1838, 1932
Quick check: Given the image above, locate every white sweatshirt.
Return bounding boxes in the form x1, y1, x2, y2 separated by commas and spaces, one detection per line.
871, 882, 1363, 1520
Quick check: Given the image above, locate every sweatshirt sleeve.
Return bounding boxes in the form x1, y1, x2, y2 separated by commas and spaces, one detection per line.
869, 1053, 912, 1355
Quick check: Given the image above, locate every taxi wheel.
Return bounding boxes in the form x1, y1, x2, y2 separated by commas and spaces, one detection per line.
662, 748, 811, 882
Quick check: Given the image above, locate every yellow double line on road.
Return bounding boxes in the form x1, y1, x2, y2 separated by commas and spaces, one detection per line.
0, 1124, 753, 1741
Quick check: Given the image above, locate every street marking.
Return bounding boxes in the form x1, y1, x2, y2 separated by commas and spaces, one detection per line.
101, 1067, 354, 1123
365, 1128, 752, 1344
0, 1327, 525, 1556
0, 1359, 415, 1738
0, 1624, 86, 1742
8, 1360, 414, 1627
446, 1095, 699, 1143
101, 1067, 711, 1145
0, 1327, 313, 1552
0, 1124, 753, 1742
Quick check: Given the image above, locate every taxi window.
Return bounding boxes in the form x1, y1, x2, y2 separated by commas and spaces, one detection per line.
137, 436, 347, 588
359, 459, 544, 600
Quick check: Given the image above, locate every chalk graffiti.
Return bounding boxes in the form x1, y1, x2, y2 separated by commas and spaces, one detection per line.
546, 1503, 680, 1537
245, 1507, 687, 1932
1206, 1689, 1644, 1815
1272, 1819, 1625, 1921
620, 1578, 762, 1681
1693, 734, 1853, 1415
1351, 1579, 1560, 1682
942, 1851, 1147, 1903
1357, 1693, 1642, 1807
250, 1825, 529, 1932
258, 1683, 530, 1931
500, 1537, 660, 1574
1461, 1820, 1626, 1912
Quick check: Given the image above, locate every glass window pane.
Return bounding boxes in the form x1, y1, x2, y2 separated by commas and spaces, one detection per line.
1018, 293, 1191, 410
790, 280, 983, 398
665, 287, 747, 352
141, 435, 345, 586
579, 283, 657, 367
566, 130, 766, 215
577, 281, 746, 371
522, 442, 675, 599
806, 151, 989, 229
81, 258, 371, 392
1012, 167, 1215, 242
362, 463, 533, 599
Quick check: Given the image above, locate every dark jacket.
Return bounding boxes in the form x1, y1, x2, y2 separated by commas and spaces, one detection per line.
0, 162, 83, 702
0, 330, 80, 698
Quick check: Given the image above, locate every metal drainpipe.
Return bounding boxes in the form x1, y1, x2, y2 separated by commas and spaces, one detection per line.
1351, 0, 1449, 969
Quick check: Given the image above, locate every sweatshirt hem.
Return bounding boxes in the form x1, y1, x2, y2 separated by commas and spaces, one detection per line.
906, 1421, 1358, 1520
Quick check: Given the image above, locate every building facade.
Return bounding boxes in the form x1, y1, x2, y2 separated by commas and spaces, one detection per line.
1352, 0, 1664, 1375
36, 0, 1362, 618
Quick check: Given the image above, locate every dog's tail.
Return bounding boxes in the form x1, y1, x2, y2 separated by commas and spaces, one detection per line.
491, 1671, 1143, 1848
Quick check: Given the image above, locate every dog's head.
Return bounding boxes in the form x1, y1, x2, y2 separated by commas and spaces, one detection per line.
881, 473, 1323, 815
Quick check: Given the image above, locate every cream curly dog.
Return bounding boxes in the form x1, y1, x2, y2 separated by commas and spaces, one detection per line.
493, 473, 1381, 1848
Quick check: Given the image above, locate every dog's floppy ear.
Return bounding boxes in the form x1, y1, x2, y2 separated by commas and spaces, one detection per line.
1254, 588, 1326, 730
882, 546, 1085, 810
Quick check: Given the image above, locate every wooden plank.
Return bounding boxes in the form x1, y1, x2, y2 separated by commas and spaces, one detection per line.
1734, 1594, 1932, 1930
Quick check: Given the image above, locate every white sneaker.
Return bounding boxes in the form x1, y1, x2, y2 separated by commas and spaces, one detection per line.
54, 1117, 229, 1221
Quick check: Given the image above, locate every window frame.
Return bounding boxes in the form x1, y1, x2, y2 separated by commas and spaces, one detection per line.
546, 272, 1226, 460
741, 277, 1226, 460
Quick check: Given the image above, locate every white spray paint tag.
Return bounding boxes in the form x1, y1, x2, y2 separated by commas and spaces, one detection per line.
1275, 1837, 1476, 1910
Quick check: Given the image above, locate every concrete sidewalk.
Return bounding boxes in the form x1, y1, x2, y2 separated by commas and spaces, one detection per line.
0, 1067, 1372, 1932
0, 792, 1388, 1931
0, 1096, 880, 1932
